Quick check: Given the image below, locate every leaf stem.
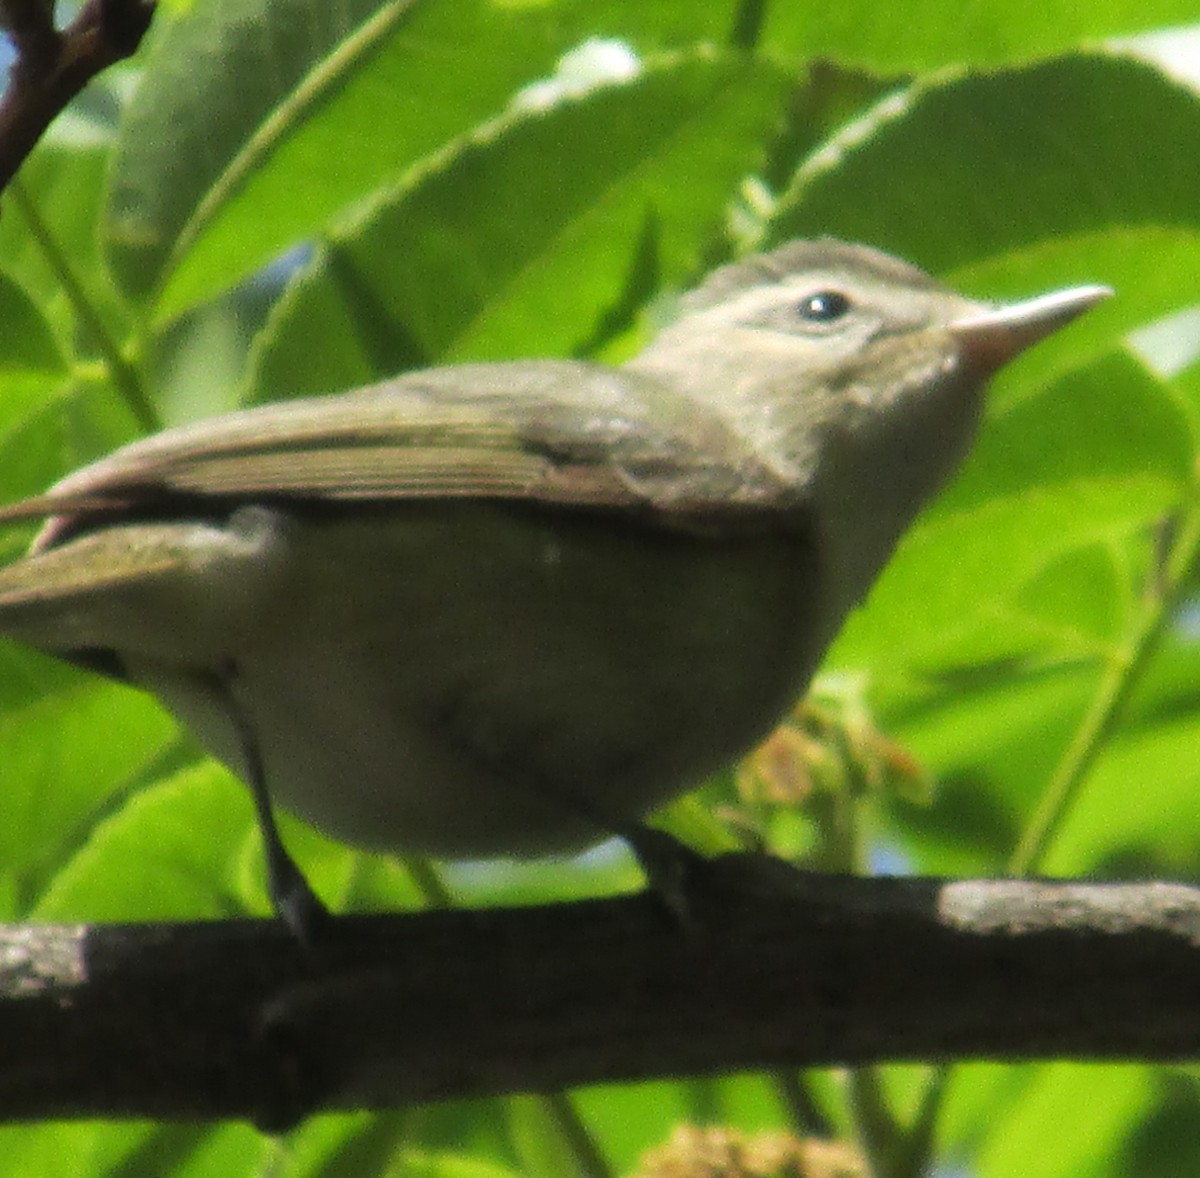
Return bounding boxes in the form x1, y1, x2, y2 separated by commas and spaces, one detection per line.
399, 855, 453, 909
771, 1068, 834, 1137
9, 177, 158, 434
163, 0, 412, 289
540, 1091, 615, 1178
1008, 502, 1200, 877
729, 0, 768, 50
887, 504, 1200, 1175
846, 1066, 908, 1178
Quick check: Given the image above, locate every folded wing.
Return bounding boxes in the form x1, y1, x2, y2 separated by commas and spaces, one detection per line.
0, 360, 794, 555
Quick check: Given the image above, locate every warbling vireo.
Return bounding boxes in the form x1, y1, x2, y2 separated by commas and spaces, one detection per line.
0, 239, 1108, 934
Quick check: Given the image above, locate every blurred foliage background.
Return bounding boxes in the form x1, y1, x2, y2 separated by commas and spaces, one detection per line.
3, 0, 1200, 1175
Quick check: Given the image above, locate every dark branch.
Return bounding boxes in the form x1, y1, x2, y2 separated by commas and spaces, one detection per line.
3, 866, 1200, 1128
0, 0, 155, 193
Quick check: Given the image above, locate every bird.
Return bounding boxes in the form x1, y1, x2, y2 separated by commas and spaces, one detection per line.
0, 239, 1109, 937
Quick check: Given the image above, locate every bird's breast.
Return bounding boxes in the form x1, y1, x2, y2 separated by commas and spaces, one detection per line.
136, 502, 826, 858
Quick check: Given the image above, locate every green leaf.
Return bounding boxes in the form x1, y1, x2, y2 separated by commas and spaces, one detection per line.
0, 273, 76, 506
0, 272, 65, 373
32, 762, 251, 921
1121, 616, 1200, 730
830, 350, 1191, 670
397, 1153, 527, 1178
940, 351, 1192, 511
535, 0, 744, 51
0, 1123, 161, 1178
108, 0, 417, 303
97, 1125, 266, 1178
106, 0, 666, 317
268, 1110, 523, 1178
1041, 686, 1200, 877
880, 661, 1098, 874
507, 1096, 599, 1178
31, 755, 435, 923
0, 142, 114, 330
776, 53, 1200, 275
975, 1064, 1154, 1178
246, 50, 792, 399
0, 672, 180, 916
1009, 543, 1134, 652
762, 0, 1200, 71
0, 1122, 266, 1178
1113, 1076, 1200, 1178
271, 811, 428, 915
572, 1074, 792, 1174
0, 370, 148, 508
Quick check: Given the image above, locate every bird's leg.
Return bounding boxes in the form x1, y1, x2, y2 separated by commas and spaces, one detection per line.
433, 700, 710, 920
220, 664, 331, 946
516, 774, 708, 924
612, 820, 709, 927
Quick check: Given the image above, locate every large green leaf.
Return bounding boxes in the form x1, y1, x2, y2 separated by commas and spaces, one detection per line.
829, 350, 1190, 671
106, 0, 563, 311
776, 53, 1200, 272
106, 0, 751, 320
32, 763, 255, 921
0, 142, 117, 337
0, 672, 180, 917
246, 50, 791, 399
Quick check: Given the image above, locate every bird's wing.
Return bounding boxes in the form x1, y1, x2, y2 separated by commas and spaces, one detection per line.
0, 360, 797, 552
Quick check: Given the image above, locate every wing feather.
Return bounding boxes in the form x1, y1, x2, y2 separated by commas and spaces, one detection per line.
0, 360, 796, 551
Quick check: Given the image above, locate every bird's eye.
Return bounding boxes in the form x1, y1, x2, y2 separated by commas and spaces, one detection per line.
798, 290, 851, 323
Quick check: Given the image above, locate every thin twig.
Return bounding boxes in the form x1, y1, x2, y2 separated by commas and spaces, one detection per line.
9, 177, 158, 431
0, 0, 156, 194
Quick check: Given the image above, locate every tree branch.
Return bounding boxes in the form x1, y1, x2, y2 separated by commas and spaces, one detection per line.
3, 865, 1200, 1128
0, 0, 155, 193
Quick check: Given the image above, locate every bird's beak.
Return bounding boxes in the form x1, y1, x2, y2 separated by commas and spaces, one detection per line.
950, 284, 1113, 372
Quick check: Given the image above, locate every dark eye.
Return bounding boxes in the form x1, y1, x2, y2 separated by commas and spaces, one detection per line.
798, 290, 851, 323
